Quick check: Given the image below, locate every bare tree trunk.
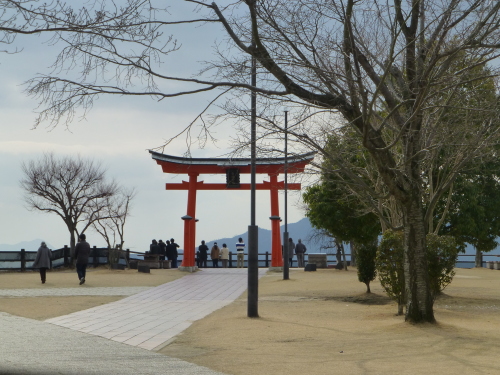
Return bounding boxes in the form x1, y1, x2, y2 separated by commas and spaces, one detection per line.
475, 248, 482, 268
397, 303, 404, 316
403, 197, 435, 323
69, 229, 76, 264
350, 241, 356, 267
365, 282, 371, 293
341, 242, 348, 271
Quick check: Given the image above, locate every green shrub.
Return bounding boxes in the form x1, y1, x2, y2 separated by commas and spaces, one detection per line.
357, 242, 377, 293
376, 230, 406, 315
426, 234, 458, 297
376, 230, 460, 315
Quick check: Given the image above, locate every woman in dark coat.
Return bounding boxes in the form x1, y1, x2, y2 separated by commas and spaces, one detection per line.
32, 241, 52, 284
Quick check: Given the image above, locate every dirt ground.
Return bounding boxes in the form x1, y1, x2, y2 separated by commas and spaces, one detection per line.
1, 266, 500, 375
0, 267, 185, 320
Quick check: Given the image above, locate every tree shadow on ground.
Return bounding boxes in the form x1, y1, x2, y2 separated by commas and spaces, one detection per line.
323, 293, 393, 305
434, 293, 500, 312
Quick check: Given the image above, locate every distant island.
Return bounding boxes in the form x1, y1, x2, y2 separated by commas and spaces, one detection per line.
0, 239, 54, 252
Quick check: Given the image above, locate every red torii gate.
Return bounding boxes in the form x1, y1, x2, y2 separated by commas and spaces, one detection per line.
149, 150, 315, 271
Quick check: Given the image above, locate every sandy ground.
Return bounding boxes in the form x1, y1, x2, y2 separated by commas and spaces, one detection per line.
0, 267, 185, 320
1, 266, 500, 375
160, 268, 500, 375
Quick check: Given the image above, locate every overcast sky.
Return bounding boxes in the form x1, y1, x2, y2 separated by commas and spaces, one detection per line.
0, 7, 307, 252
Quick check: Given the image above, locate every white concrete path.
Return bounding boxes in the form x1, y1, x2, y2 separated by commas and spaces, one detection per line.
46, 268, 267, 351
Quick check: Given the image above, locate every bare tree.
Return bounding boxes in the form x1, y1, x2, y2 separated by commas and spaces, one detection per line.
4, 1, 500, 323
92, 188, 136, 250
20, 153, 118, 260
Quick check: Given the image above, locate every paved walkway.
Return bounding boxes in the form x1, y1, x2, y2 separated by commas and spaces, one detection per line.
1, 268, 267, 374
46, 268, 267, 350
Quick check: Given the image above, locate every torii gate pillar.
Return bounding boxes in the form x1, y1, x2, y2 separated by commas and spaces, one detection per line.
181, 173, 199, 271
269, 173, 283, 268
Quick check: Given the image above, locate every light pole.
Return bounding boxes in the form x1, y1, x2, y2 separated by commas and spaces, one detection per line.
283, 109, 289, 280
247, 49, 259, 318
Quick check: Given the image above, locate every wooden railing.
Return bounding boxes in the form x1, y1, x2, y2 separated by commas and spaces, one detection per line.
1, 247, 497, 271
0, 246, 133, 271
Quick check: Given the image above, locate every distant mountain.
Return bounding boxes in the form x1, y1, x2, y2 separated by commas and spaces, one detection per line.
0, 239, 54, 252
203, 217, 322, 252
202, 218, 500, 257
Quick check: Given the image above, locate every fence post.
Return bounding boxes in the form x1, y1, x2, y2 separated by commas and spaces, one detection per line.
63, 245, 69, 267
229, 252, 233, 268
265, 251, 269, 268
20, 249, 26, 272
126, 249, 130, 264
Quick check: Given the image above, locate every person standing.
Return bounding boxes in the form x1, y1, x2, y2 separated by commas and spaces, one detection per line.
150, 239, 160, 255
295, 239, 307, 268
165, 240, 173, 267
169, 238, 180, 268
288, 237, 296, 268
335, 247, 343, 270
198, 240, 208, 268
220, 243, 229, 268
236, 238, 245, 268
210, 242, 220, 268
75, 233, 90, 285
158, 240, 167, 261
32, 241, 52, 284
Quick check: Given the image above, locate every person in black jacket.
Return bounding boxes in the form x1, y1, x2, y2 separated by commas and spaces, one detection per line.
198, 240, 208, 268
169, 238, 180, 268
158, 240, 167, 261
165, 240, 172, 261
75, 233, 90, 285
295, 239, 307, 268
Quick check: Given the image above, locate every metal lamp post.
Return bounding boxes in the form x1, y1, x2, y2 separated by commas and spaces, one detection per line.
247, 50, 259, 318
283, 109, 289, 280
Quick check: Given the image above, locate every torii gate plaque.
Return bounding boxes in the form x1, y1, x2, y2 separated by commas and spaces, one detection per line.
150, 150, 315, 271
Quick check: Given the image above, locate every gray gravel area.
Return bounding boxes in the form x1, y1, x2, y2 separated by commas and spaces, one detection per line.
0, 312, 228, 375
0, 287, 152, 298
